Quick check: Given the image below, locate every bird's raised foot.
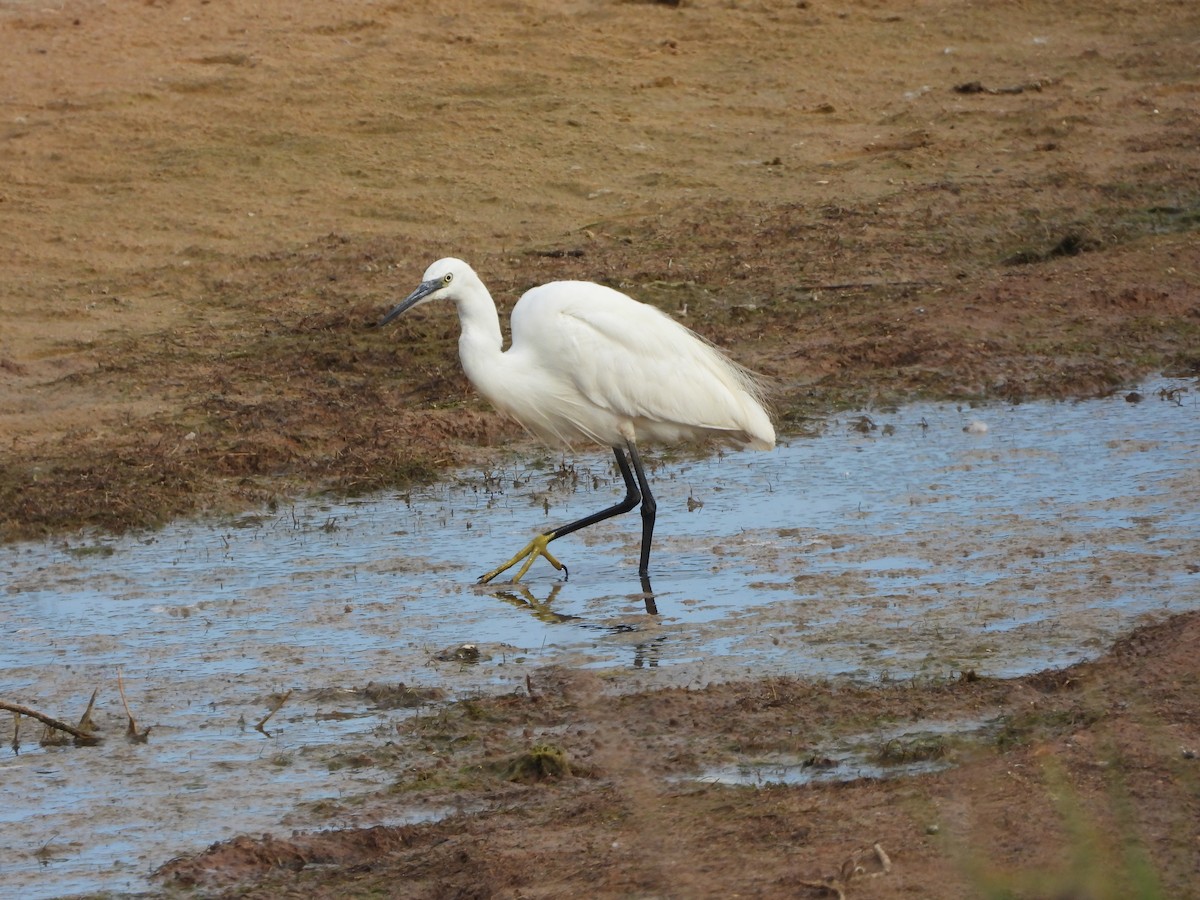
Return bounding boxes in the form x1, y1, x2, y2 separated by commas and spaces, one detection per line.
478, 532, 568, 585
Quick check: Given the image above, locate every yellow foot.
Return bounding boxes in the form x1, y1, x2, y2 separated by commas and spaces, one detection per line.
478, 532, 566, 584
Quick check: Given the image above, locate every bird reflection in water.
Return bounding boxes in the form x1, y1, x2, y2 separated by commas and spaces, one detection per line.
486, 576, 658, 620
485, 578, 663, 669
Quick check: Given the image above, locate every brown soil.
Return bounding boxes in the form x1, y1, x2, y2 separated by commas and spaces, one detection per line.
3, 0, 1199, 896
157, 612, 1200, 899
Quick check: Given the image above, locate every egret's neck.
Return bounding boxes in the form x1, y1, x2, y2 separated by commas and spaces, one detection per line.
454, 286, 507, 396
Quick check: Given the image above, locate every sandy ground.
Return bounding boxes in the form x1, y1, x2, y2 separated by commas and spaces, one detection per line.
2, 0, 1199, 896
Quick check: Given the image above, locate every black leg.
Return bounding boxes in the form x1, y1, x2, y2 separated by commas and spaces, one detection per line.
475, 446, 657, 585
625, 442, 656, 575
478, 446, 642, 584
639, 573, 658, 615
548, 446, 641, 541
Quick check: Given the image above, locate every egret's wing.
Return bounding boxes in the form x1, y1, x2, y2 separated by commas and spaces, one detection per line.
514, 282, 769, 444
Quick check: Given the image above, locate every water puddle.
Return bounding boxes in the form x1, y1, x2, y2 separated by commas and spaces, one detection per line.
691, 717, 997, 787
694, 753, 948, 788
2, 377, 1198, 897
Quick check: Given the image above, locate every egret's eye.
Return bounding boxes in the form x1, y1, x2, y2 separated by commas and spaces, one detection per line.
443, 273, 454, 285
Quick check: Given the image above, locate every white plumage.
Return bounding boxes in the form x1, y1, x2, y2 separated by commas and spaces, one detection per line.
381, 257, 775, 584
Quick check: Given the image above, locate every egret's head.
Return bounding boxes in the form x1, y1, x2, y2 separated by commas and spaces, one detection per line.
379, 257, 474, 326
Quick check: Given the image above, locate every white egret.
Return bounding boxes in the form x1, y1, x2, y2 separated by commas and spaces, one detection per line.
380, 258, 775, 583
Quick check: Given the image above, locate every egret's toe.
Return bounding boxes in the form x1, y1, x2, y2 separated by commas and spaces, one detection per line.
479, 533, 565, 584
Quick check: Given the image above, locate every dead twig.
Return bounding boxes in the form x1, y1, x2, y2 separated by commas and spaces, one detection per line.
954, 77, 1060, 95
0, 699, 101, 745
801, 279, 939, 293
255, 690, 293, 735
800, 843, 892, 899
117, 669, 151, 743
841, 842, 891, 882
78, 688, 99, 734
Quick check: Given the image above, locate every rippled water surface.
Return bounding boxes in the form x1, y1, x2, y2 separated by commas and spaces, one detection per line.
2, 378, 1198, 897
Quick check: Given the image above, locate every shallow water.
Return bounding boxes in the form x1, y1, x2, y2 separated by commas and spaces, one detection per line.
2, 378, 1198, 897
690, 716, 996, 787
